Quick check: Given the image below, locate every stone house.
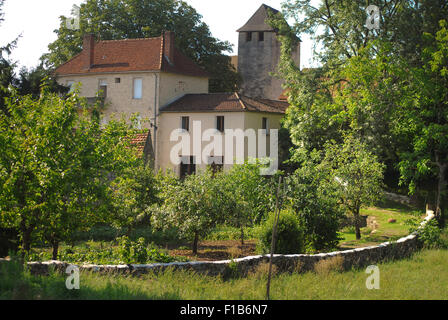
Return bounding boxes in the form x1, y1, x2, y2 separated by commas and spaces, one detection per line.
55, 4, 296, 177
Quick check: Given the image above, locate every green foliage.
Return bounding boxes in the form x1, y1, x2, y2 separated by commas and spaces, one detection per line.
152, 168, 224, 253
286, 152, 343, 252
110, 162, 159, 233
26, 237, 179, 265
42, 0, 239, 92
323, 135, 385, 239
0, 87, 140, 255
257, 209, 304, 255
407, 219, 447, 249
214, 162, 276, 244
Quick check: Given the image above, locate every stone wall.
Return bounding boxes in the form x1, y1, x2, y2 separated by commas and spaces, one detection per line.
7, 210, 434, 278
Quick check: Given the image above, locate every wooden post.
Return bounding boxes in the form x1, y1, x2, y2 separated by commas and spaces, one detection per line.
266, 176, 285, 300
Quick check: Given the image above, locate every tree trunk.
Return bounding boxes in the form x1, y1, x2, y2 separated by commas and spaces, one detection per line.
22, 229, 32, 253
20, 219, 33, 254
436, 162, 447, 226
240, 225, 245, 246
51, 240, 59, 261
192, 232, 199, 255
354, 207, 361, 240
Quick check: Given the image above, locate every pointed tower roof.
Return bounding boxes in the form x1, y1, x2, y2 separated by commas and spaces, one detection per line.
237, 4, 279, 32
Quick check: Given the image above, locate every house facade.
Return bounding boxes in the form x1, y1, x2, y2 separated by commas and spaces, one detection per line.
55, 4, 296, 177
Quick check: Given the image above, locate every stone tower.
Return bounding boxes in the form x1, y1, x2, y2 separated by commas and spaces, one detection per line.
237, 4, 300, 100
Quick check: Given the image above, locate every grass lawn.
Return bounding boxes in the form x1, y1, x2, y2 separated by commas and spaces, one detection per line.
338, 199, 423, 249
1, 249, 447, 300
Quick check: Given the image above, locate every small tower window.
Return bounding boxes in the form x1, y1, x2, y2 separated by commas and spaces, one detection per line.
258, 32, 264, 41
246, 32, 252, 42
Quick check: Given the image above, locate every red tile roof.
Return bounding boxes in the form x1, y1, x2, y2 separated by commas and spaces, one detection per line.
55, 35, 209, 78
161, 93, 289, 114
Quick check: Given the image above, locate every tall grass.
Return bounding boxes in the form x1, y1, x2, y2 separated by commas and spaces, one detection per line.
1, 249, 447, 300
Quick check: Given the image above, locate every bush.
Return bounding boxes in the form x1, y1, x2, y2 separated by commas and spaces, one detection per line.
257, 210, 304, 254
287, 156, 344, 252
418, 220, 447, 249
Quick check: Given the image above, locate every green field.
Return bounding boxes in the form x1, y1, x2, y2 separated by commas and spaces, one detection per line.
338, 200, 423, 249
1, 247, 447, 300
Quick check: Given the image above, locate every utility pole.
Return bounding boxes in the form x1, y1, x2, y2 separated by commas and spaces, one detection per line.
266, 176, 286, 300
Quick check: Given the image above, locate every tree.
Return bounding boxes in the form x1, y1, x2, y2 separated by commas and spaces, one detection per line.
286, 151, 343, 252
323, 135, 385, 240
42, 0, 240, 93
0, 87, 139, 257
110, 161, 159, 234
393, 20, 448, 224
152, 168, 223, 254
15, 64, 68, 98
274, 0, 448, 175
0, 0, 18, 114
216, 162, 275, 246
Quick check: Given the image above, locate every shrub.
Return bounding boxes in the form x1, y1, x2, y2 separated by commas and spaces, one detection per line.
133, 238, 148, 264
257, 210, 304, 254
418, 220, 446, 249
287, 155, 344, 252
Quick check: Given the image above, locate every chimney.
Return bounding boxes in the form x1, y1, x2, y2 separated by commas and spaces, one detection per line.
83, 33, 95, 70
163, 31, 175, 64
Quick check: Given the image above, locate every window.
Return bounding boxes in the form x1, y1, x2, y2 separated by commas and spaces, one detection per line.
246, 32, 252, 42
209, 156, 224, 175
181, 116, 190, 132
180, 156, 196, 179
258, 32, 264, 42
133, 78, 143, 99
115, 78, 121, 84
262, 117, 270, 134
99, 79, 107, 98
216, 116, 225, 132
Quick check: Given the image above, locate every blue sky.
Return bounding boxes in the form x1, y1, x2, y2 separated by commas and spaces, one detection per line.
0, 0, 318, 70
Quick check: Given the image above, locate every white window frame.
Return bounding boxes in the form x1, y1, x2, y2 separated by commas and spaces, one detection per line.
133, 78, 143, 99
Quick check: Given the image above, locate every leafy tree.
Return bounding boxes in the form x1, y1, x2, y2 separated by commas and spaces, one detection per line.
274, 0, 448, 180
152, 168, 223, 254
323, 135, 385, 240
216, 162, 275, 246
110, 161, 159, 234
0, 0, 18, 114
393, 20, 448, 223
286, 151, 343, 252
42, 0, 240, 93
0, 87, 139, 257
15, 64, 68, 98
